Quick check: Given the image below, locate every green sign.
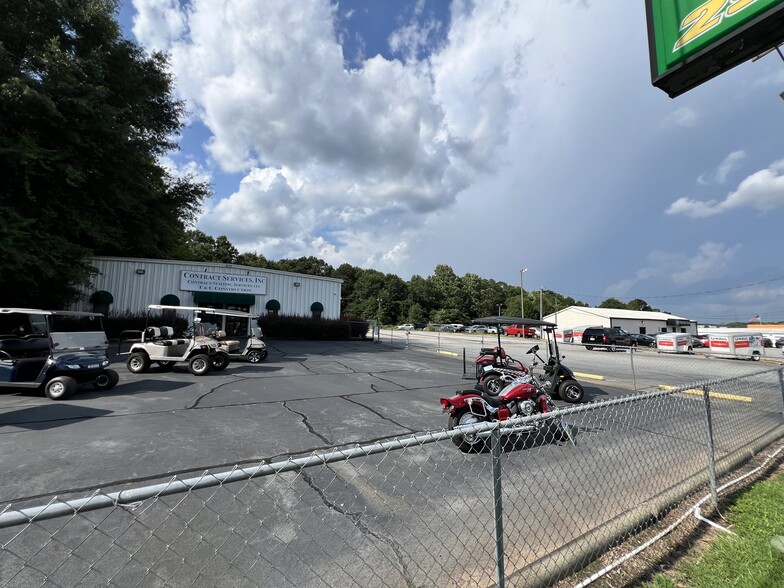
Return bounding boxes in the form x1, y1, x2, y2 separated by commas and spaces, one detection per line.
646, 0, 784, 97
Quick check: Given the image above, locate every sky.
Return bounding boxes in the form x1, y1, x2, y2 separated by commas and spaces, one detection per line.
118, 0, 784, 325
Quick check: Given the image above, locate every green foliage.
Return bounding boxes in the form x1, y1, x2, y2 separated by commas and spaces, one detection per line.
0, 0, 209, 307
102, 310, 187, 340
644, 472, 784, 588
256, 314, 354, 340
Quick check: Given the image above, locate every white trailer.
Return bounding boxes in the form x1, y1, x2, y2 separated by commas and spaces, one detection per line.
707, 332, 764, 361
656, 333, 693, 354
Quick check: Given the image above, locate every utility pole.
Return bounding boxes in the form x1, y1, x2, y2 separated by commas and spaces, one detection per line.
520, 267, 527, 318
539, 287, 543, 321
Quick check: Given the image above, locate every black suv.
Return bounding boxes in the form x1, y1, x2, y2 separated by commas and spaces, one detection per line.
581, 327, 634, 351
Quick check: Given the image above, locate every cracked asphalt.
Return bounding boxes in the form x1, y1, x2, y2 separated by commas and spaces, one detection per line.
0, 339, 473, 504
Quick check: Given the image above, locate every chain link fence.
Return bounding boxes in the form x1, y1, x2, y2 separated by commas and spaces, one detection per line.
2, 367, 783, 587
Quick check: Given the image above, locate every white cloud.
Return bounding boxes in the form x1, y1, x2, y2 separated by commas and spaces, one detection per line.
130, 0, 532, 272
697, 150, 746, 185
605, 242, 741, 296
667, 158, 784, 217
661, 106, 697, 128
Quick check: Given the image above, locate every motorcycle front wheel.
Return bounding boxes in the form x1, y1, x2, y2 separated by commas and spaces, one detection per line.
449, 407, 488, 453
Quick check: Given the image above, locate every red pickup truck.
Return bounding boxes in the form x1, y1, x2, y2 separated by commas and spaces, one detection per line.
503, 324, 537, 337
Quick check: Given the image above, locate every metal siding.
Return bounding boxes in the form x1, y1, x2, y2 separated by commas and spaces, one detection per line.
74, 258, 342, 319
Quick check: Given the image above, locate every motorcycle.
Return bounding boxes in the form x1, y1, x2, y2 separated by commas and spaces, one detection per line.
440, 367, 572, 453
475, 345, 529, 395
525, 344, 584, 403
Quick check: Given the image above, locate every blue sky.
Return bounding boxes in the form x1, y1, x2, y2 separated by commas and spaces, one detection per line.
119, 1, 784, 324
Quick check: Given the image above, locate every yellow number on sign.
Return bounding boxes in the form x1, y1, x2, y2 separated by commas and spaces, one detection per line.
726, 0, 758, 16
674, 0, 728, 50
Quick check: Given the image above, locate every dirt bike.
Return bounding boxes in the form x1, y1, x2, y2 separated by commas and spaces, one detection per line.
440, 371, 572, 453
474, 346, 529, 395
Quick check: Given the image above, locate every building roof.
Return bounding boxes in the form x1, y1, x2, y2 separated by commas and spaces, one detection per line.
544, 306, 692, 322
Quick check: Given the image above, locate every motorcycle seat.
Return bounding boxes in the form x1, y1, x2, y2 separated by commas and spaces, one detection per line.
481, 393, 503, 407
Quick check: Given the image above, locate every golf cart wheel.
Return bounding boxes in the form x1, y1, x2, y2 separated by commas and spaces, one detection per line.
188, 354, 212, 376
482, 375, 504, 396
559, 379, 584, 403
247, 349, 263, 363
157, 361, 174, 370
93, 369, 119, 391
212, 352, 230, 371
127, 352, 150, 374
45, 376, 77, 400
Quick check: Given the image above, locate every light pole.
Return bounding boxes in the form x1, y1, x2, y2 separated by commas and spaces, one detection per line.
519, 267, 528, 319
539, 287, 543, 321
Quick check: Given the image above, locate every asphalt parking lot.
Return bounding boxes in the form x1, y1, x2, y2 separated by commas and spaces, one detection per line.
0, 336, 776, 505
2, 337, 782, 587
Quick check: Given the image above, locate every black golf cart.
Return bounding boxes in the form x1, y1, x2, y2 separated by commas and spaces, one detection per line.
471, 315, 584, 403
0, 308, 119, 400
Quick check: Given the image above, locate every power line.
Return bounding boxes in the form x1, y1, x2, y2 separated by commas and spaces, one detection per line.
562, 276, 784, 301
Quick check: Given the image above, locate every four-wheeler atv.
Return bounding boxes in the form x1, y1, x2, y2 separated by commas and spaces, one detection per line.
0, 308, 119, 400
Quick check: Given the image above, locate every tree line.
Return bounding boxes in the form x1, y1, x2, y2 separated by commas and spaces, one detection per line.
0, 0, 660, 323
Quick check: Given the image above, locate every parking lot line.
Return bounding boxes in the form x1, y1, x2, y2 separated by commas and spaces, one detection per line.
658, 385, 753, 403
574, 372, 606, 381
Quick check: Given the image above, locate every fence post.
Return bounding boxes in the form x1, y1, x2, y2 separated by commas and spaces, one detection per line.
463, 348, 466, 376
778, 367, 784, 422
630, 346, 637, 391
405, 331, 409, 349
702, 384, 719, 505
491, 426, 506, 588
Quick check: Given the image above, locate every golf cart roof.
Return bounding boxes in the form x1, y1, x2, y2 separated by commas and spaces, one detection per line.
472, 316, 557, 328
148, 304, 256, 318
0, 308, 104, 318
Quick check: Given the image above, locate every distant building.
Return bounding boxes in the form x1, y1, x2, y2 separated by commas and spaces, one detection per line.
70, 257, 342, 322
543, 306, 695, 335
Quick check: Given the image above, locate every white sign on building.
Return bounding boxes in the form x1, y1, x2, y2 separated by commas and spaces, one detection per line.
180, 270, 267, 295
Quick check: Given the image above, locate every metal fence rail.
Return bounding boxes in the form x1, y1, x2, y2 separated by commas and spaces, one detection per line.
2, 368, 783, 587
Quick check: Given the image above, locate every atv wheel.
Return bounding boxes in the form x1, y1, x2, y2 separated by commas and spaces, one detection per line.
212, 352, 230, 371
559, 379, 584, 403
45, 376, 77, 400
127, 352, 150, 374
449, 407, 488, 453
482, 374, 504, 396
188, 354, 212, 376
93, 369, 119, 391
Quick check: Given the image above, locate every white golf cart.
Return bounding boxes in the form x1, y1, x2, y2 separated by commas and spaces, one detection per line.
196, 309, 268, 364
119, 305, 223, 376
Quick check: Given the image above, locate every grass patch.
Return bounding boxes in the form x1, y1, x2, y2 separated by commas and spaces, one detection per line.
647, 471, 784, 587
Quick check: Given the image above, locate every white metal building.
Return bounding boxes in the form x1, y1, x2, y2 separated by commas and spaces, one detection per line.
71, 256, 343, 320
543, 306, 696, 335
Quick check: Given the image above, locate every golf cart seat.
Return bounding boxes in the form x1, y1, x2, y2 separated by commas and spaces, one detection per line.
215, 330, 241, 353
145, 326, 188, 346
0, 335, 50, 358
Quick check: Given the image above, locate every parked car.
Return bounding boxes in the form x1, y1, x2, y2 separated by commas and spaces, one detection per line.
582, 327, 634, 350
486, 326, 498, 334
629, 333, 656, 347
395, 323, 415, 330
467, 325, 488, 333
440, 325, 458, 332
504, 324, 537, 338
777, 337, 784, 349
690, 334, 708, 348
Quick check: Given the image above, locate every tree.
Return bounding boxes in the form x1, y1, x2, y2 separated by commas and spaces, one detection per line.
274, 256, 334, 277
0, 0, 209, 307
598, 298, 627, 309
